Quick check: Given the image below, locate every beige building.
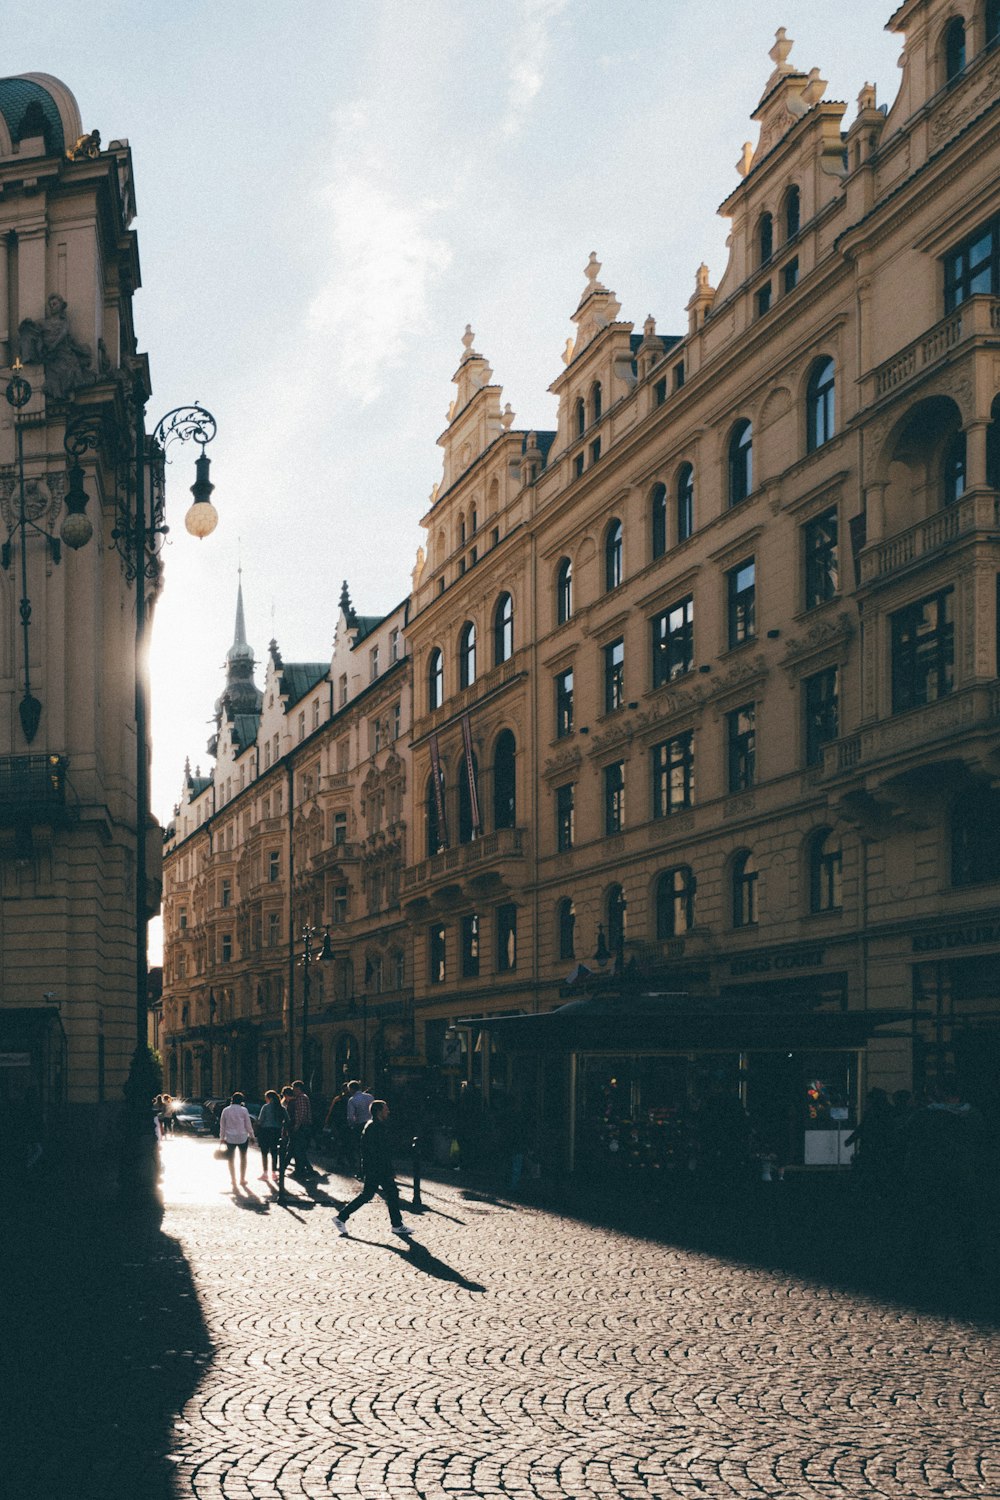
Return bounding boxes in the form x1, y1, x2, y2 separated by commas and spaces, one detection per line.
162, 0, 1000, 1170
0, 76, 154, 1142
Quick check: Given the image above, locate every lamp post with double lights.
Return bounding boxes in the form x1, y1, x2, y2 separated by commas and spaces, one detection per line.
65, 385, 219, 1198
298, 924, 335, 1088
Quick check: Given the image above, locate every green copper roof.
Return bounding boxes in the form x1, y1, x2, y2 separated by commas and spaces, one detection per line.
0, 77, 65, 154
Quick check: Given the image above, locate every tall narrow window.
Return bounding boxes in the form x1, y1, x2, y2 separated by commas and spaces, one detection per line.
809, 829, 842, 913
458, 621, 476, 689
605, 519, 623, 590
604, 761, 625, 834
607, 884, 627, 956
652, 731, 695, 817
727, 559, 756, 647
804, 667, 839, 767
732, 851, 758, 928
728, 420, 753, 505
604, 637, 625, 712
944, 17, 966, 82
556, 782, 575, 851
496, 903, 517, 972
891, 589, 954, 712
494, 593, 513, 664
575, 397, 586, 437
429, 924, 446, 983
461, 913, 480, 977
676, 463, 694, 543
651, 483, 667, 559
759, 213, 774, 266
557, 898, 576, 960
784, 184, 800, 240
804, 509, 839, 608
556, 557, 573, 624
458, 753, 479, 844
807, 358, 836, 451
944, 215, 1000, 311
943, 430, 966, 505
555, 668, 574, 738
656, 866, 695, 939
652, 595, 694, 687
727, 704, 756, 792
426, 769, 446, 856
428, 647, 444, 710
591, 381, 603, 423
493, 730, 516, 829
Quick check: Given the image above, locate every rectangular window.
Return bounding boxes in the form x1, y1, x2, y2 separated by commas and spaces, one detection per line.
604, 761, 625, 834
298, 710, 306, 742
727, 703, 756, 792
370, 646, 380, 681
804, 667, 839, 767
393, 702, 401, 740
727, 558, 756, 648
555, 668, 574, 738
179, 906, 188, 930
673, 361, 685, 390
389, 627, 400, 662
604, 637, 625, 713
337, 738, 349, 773
221, 932, 232, 963
312, 698, 320, 731
429, 923, 446, 984
461, 913, 480, 978
339, 674, 348, 708
332, 885, 348, 925
756, 282, 772, 317
891, 588, 955, 713
496, 903, 517, 972
267, 912, 281, 947
654, 377, 667, 406
652, 731, 695, 817
556, 782, 575, 852
782, 258, 799, 294
573, 452, 585, 479
590, 437, 602, 465
804, 509, 839, 609
267, 851, 280, 881
220, 878, 231, 908
944, 214, 1000, 311
652, 595, 694, 687
333, 811, 347, 846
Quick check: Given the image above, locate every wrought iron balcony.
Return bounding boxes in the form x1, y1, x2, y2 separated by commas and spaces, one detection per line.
0, 753, 68, 826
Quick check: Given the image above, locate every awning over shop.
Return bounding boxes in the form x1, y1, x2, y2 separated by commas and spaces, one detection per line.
458, 992, 909, 1053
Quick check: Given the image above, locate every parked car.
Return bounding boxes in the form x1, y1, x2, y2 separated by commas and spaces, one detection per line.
172, 1099, 212, 1136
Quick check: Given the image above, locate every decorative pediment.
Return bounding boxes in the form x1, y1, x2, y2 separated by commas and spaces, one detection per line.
542, 745, 583, 781
781, 611, 854, 677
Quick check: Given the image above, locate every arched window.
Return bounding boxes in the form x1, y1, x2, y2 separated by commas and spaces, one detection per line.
459, 621, 477, 689
807, 358, 836, 452
426, 768, 446, 856
493, 592, 513, 664
607, 883, 627, 955
732, 851, 758, 928
605, 519, 623, 590
558, 898, 576, 961
457, 753, 480, 844
809, 828, 843, 913
784, 185, 801, 241
366, 951, 384, 994
945, 17, 966, 81
458, 512, 467, 546
575, 397, 586, 438
656, 867, 695, 939
989, 0, 1000, 47
428, 647, 444, 710
591, 381, 603, 423
556, 557, 573, 625
493, 729, 516, 829
943, 430, 966, 505
677, 464, 694, 543
759, 212, 774, 266
728, 420, 753, 506
651, 483, 667, 559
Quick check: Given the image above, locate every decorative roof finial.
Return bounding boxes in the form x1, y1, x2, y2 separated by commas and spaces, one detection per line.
736, 141, 754, 177
857, 81, 877, 112
562, 337, 575, 366
501, 402, 515, 430
770, 27, 794, 74
584, 252, 601, 288
462, 324, 475, 355
339, 579, 357, 626
801, 66, 827, 106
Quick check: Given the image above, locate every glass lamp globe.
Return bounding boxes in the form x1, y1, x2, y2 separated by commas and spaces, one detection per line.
60, 512, 93, 550
184, 500, 219, 539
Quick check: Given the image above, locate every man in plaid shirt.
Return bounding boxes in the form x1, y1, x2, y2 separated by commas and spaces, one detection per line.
286, 1079, 315, 1178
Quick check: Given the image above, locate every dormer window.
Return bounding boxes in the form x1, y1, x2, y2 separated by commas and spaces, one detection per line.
758, 213, 774, 267
944, 17, 966, 83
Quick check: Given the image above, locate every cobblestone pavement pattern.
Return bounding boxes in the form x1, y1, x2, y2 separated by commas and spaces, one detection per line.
159, 1139, 1000, 1500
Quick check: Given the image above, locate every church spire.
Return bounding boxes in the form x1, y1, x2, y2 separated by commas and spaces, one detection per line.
216, 571, 262, 724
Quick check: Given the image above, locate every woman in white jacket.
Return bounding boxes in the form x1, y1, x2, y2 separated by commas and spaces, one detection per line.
218, 1091, 256, 1191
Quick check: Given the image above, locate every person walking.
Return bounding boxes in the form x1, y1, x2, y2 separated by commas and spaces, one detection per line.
218, 1091, 257, 1192
256, 1089, 288, 1183
286, 1079, 315, 1178
346, 1080, 374, 1174
333, 1100, 413, 1238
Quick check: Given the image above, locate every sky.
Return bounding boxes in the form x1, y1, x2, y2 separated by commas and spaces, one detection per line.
8, 1, 902, 933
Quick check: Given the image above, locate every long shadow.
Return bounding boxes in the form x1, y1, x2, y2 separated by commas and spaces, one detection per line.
2, 1187, 213, 1499
344, 1233, 486, 1292
535, 1171, 1000, 1325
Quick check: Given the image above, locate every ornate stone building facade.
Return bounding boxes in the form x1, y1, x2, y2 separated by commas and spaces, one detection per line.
162, 2, 1000, 1168
0, 76, 154, 1142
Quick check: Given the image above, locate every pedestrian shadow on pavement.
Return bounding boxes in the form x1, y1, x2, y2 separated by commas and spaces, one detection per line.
2, 1193, 214, 1500
342, 1234, 487, 1292
457, 1188, 517, 1212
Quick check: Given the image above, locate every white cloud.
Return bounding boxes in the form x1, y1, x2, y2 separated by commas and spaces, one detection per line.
502, 0, 570, 137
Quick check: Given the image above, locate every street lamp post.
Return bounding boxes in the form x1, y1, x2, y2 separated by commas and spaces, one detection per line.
65, 381, 219, 1200
299, 924, 334, 1088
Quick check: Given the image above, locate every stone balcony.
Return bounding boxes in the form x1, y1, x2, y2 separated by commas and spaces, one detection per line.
867, 295, 1000, 406
859, 490, 1000, 588
402, 826, 527, 913
822, 682, 1000, 792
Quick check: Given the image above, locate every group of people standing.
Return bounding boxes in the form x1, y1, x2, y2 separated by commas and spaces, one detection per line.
210, 1079, 413, 1238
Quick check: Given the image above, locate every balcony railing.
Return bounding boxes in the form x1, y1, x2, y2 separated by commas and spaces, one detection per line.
868, 296, 999, 404
403, 826, 525, 892
860, 491, 1000, 586
822, 682, 1000, 779
0, 754, 68, 824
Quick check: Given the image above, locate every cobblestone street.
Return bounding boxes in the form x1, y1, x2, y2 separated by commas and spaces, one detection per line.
7, 1136, 1000, 1499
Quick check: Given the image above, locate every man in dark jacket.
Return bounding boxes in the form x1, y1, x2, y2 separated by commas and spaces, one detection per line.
333, 1100, 413, 1238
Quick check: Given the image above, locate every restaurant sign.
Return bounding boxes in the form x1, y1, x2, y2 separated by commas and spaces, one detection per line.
912, 921, 1000, 953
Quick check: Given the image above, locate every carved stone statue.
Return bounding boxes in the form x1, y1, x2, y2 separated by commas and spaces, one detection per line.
65, 130, 101, 161
18, 294, 94, 398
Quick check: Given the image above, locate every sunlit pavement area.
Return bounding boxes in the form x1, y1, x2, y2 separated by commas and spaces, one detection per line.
6, 1134, 1000, 1499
